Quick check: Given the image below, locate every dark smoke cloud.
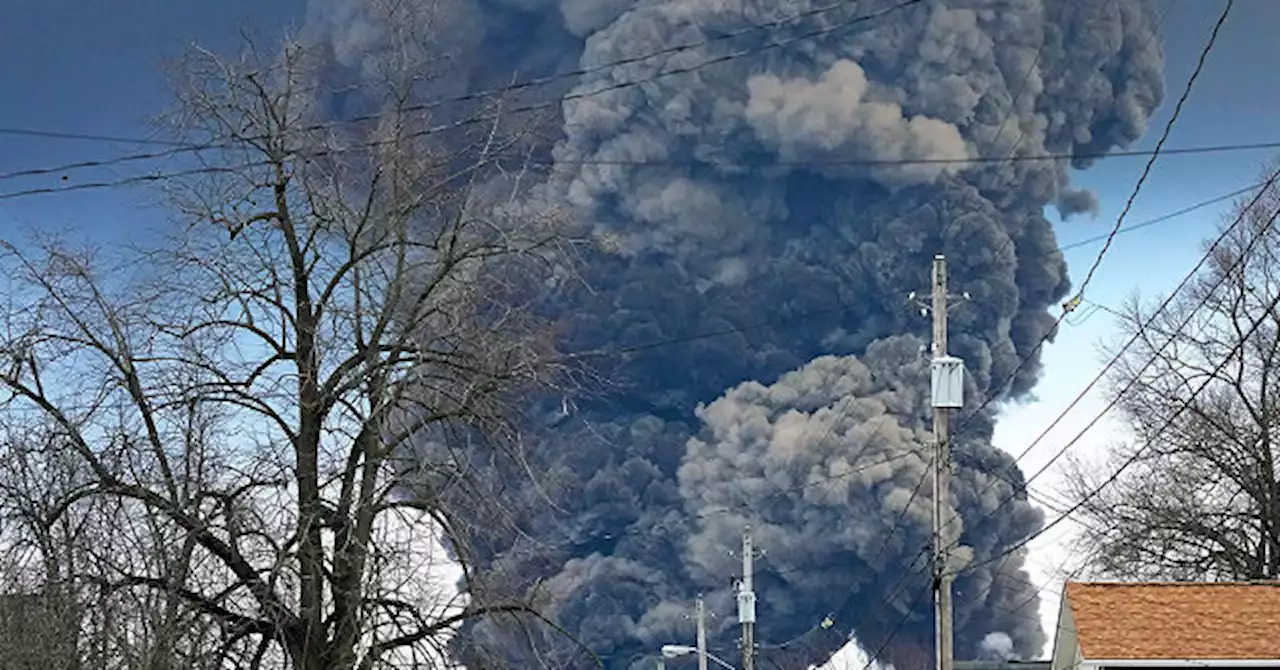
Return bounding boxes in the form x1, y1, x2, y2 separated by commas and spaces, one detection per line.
303, 0, 1164, 667
1055, 188, 1101, 220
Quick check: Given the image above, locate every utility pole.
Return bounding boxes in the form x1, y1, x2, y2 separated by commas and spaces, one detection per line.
932, 253, 954, 670
914, 254, 965, 670
696, 594, 709, 670
738, 526, 756, 670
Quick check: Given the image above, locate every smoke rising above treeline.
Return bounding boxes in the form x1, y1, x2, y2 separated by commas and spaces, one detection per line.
303, 0, 1165, 666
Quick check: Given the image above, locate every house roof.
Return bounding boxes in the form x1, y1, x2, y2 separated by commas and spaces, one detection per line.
1064, 581, 1280, 660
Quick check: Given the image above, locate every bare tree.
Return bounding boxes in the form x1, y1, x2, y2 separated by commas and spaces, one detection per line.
1061, 160, 1280, 581
0, 424, 88, 670
0, 8, 581, 669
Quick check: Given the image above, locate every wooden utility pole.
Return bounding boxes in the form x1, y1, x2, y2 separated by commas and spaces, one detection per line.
928, 253, 961, 670
696, 594, 709, 670
738, 526, 756, 670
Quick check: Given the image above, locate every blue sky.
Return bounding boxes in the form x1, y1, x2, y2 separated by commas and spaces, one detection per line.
989, 0, 1280, 655
3, 0, 1277, 662
0, 0, 306, 242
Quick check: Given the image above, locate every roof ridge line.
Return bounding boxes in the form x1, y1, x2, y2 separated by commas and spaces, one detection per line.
1067, 580, 1280, 587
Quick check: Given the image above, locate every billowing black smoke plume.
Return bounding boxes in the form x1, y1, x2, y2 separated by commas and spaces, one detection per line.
305, 0, 1163, 667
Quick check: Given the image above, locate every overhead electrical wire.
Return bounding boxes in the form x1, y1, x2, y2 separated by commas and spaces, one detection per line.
804, 437, 1066, 669
758, 459, 935, 651
71, 0, 1240, 584
1054, 175, 1264, 257
937, 0, 1173, 249
940, 0, 1236, 481
0, 0, 883, 159
934, 2, 1053, 246
925, 172, 1276, 537
946, 163, 1280, 544
1070, 0, 1234, 303
981, 0, 1174, 182
771, 12, 1241, 645
523, 139, 1280, 166
3, 0, 1234, 560
850, 8, 1239, 664
964, 272, 1280, 578
755, 18, 1238, 657
6, 184, 1246, 668
0, 175, 1258, 381
0, 0, 924, 187
0, 3, 1247, 662
0, 0, 1262, 212
7, 138, 1280, 202
957, 175, 1280, 578
0, 127, 191, 147
857, 573, 935, 670
760, 541, 935, 670
1, 171, 1260, 628
2, 175, 1260, 606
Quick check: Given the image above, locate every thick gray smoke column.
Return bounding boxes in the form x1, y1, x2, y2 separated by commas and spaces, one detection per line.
303, 0, 1164, 667
677, 336, 1040, 663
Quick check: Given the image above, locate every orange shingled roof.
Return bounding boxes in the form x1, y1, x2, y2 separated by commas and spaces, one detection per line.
1064, 581, 1280, 660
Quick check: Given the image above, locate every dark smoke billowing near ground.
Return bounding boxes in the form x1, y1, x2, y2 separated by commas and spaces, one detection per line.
306, 0, 1163, 666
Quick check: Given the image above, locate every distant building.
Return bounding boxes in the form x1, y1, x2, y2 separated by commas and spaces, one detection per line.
1049, 581, 1280, 670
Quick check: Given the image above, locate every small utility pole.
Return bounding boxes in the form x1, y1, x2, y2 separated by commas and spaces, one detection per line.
914, 254, 964, 670
738, 526, 756, 670
696, 594, 709, 670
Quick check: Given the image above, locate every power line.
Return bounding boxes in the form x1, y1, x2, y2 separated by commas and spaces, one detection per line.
858, 573, 934, 670
538, 141, 1280, 169
0, 386, 926, 543
0, 4, 1251, 652
965, 276, 1280, 578
947, 164, 1280, 545
1069, 0, 1234, 303
9, 137, 1280, 201
3, 170, 1258, 611
937, 0, 1173, 252
755, 11, 1245, 628
845, 174, 1271, 547
920, 5, 1237, 641
959, 178, 1280, 577
900, 7, 1240, 639
0, 169, 1254, 606
2, 0, 1263, 209
0, 173, 1256, 388
985, 41, 1043, 160
755, 449, 1063, 640
0, 0, 924, 187
990, 0, 1175, 177
552, 304, 849, 363
941, 0, 1237, 482
753, 544, 931, 670
0, 127, 190, 147
0, 0, 873, 160
935, 5, 1050, 247
981, 565, 1085, 648
758, 459, 935, 650
0, 162, 272, 201
768, 543, 934, 670
742, 471, 1062, 668
1057, 179, 1265, 254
